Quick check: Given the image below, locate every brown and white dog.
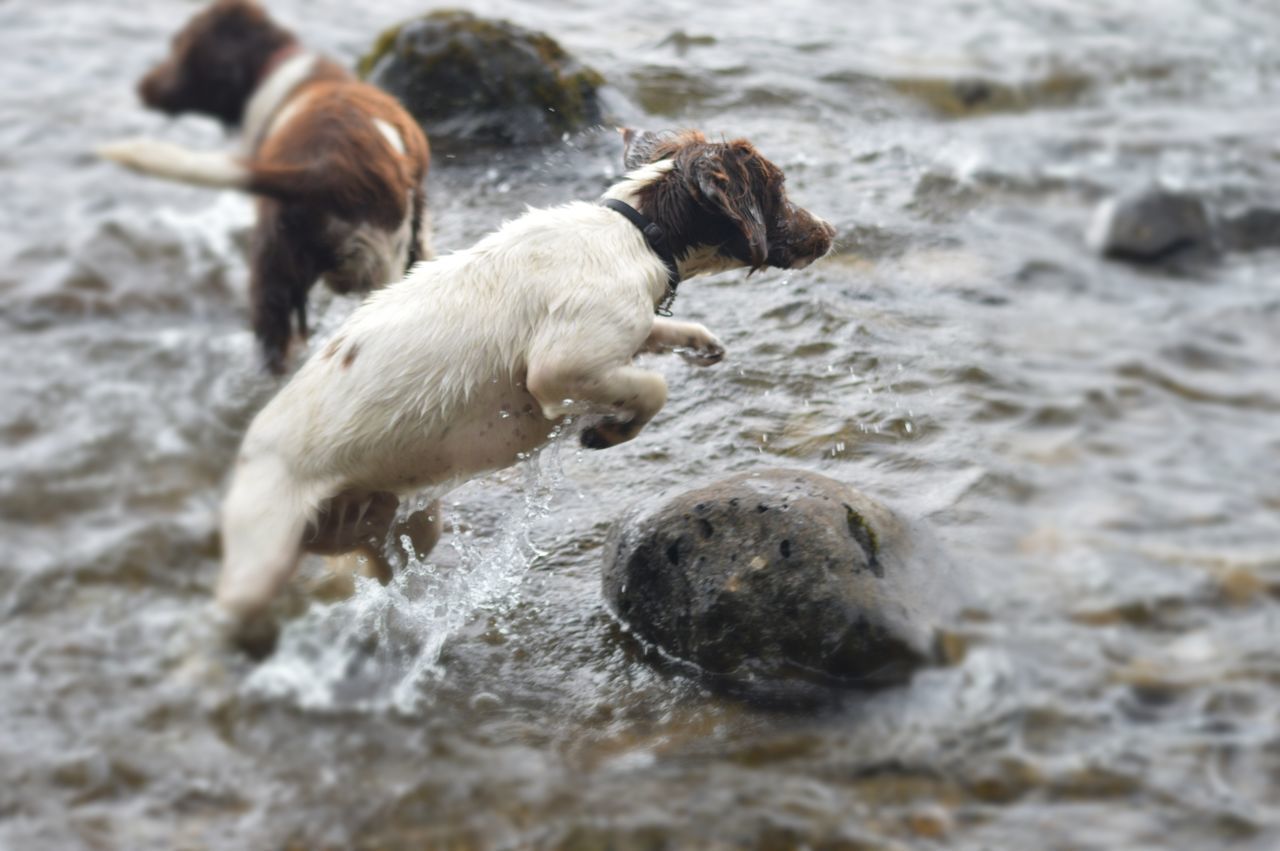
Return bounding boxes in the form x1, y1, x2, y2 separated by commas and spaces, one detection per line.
100, 0, 431, 373
214, 129, 835, 639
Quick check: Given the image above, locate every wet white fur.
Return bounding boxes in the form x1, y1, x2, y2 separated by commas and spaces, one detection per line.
241, 51, 319, 153
217, 163, 726, 620
95, 138, 251, 188
373, 118, 407, 155
324, 191, 418, 293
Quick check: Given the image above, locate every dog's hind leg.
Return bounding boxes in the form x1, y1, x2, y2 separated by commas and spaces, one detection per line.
408, 188, 434, 265
313, 497, 443, 597
250, 203, 323, 373
216, 453, 313, 630
396, 499, 443, 562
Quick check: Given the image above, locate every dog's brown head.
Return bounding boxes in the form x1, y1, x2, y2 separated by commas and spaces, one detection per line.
138, 0, 296, 127
624, 129, 835, 276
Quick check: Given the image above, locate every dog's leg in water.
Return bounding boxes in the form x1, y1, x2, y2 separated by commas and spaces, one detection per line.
216, 455, 311, 649
314, 495, 444, 594
249, 202, 321, 374
397, 500, 444, 561
528, 360, 669, 450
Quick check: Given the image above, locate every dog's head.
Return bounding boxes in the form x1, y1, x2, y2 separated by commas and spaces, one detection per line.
138, 0, 295, 127
623, 129, 835, 276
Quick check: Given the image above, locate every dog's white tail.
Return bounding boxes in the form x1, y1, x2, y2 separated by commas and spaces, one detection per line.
217, 453, 313, 622
98, 137, 375, 210
98, 139, 252, 190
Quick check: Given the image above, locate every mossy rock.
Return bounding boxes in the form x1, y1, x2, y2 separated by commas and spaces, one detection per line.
359, 9, 605, 147
892, 72, 1091, 117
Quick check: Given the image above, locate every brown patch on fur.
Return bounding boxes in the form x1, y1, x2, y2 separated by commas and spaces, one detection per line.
341, 343, 359, 368
251, 84, 428, 226
321, 336, 345, 360
628, 130, 833, 272
137, 0, 431, 374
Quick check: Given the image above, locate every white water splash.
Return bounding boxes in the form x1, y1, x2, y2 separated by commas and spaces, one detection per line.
244, 425, 572, 715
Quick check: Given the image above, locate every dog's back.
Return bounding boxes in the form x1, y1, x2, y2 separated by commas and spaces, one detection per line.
249, 73, 431, 343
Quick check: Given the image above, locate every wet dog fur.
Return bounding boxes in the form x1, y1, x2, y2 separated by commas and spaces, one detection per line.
100, 0, 431, 373
214, 129, 836, 642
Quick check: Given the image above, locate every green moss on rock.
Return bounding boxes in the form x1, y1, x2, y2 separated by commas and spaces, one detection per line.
359, 9, 605, 147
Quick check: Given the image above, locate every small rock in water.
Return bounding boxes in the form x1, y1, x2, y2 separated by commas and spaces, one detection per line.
359, 10, 605, 148
1087, 186, 1217, 263
602, 469, 945, 700
1217, 206, 1280, 252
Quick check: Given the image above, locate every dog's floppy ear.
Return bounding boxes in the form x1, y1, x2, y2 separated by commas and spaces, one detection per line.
687, 147, 769, 268
621, 128, 666, 171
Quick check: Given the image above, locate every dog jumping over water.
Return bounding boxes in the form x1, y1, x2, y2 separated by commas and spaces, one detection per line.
213, 128, 835, 642
100, 0, 431, 373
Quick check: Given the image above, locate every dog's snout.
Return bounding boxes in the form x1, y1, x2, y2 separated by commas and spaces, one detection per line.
797, 210, 836, 256
809, 216, 836, 255
138, 64, 178, 112
769, 206, 835, 269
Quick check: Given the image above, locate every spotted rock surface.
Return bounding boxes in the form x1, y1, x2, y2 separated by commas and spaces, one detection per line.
603, 469, 944, 695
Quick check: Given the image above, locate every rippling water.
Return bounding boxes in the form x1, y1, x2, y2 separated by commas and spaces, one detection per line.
2, 0, 1279, 848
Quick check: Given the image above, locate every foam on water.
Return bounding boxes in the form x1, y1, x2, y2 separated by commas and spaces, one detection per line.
244, 425, 573, 715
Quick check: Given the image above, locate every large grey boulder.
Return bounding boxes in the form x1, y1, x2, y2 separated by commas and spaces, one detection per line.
603, 469, 945, 696
359, 10, 604, 147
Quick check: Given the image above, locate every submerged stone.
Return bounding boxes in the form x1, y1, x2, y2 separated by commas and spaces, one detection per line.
359, 9, 605, 147
1218, 206, 1280, 252
887, 71, 1090, 116
1087, 186, 1217, 263
603, 469, 945, 698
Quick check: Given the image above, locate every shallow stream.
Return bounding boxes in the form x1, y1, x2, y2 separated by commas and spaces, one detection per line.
2, 1, 1279, 848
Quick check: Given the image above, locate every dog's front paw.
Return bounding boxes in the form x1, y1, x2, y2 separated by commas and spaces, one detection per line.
676, 327, 726, 367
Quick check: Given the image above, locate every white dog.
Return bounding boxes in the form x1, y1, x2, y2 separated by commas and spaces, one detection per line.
216, 129, 836, 641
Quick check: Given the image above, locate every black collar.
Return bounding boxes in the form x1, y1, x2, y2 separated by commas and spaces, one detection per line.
601, 198, 681, 316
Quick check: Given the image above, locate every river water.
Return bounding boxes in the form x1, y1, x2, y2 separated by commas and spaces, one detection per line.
2, 0, 1279, 848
